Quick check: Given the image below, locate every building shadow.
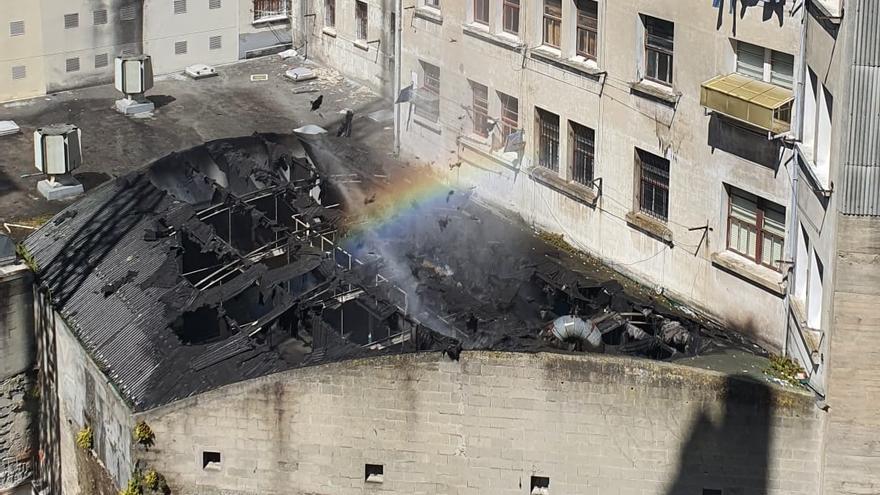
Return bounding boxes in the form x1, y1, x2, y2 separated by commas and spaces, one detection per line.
708, 114, 782, 172
147, 95, 176, 109
664, 374, 771, 495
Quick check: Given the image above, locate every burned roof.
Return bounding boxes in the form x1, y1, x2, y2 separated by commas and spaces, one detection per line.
23, 134, 453, 411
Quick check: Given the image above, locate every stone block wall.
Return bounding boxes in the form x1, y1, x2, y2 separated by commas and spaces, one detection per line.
138, 351, 823, 495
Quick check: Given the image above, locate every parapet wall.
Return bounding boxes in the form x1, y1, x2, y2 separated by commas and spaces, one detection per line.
139, 351, 823, 495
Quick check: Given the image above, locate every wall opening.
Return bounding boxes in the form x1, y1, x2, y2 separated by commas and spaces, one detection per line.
530, 475, 550, 494
364, 464, 384, 483
202, 451, 221, 470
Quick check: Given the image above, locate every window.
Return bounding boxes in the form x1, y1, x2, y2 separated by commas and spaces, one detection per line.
794, 226, 809, 302
364, 464, 384, 483
736, 41, 794, 90
66, 57, 80, 72
426, 0, 440, 9
471, 81, 489, 137
175, 41, 188, 55
210, 0, 223, 9
324, 0, 335, 27
727, 187, 785, 271
209, 35, 222, 50
10, 20, 25, 36
11, 65, 26, 80
636, 149, 670, 221
570, 121, 595, 185
94, 53, 109, 68
93, 9, 108, 25
254, 0, 290, 21
807, 250, 823, 329
415, 61, 440, 121
502, 0, 519, 34
576, 0, 598, 60
474, 0, 489, 25
120, 5, 137, 21
64, 13, 80, 29
536, 108, 560, 172
202, 451, 221, 470
643, 16, 674, 85
499, 92, 518, 140
530, 476, 550, 495
355, 1, 368, 40
543, 0, 562, 48
174, 0, 187, 14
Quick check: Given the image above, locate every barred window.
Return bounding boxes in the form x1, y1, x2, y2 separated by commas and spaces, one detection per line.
543, 0, 561, 48
727, 188, 786, 271
64, 13, 80, 29
94, 9, 108, 25
471, 81, 489, 138
570, 121, 595, 185
253, 0, 291, 21
499, 92, 518, 141
576, 0, 598, 60
502, 0, 519, 34
474, 0, 489, 25
636, 149, 670, 221
355, 1, 368, 40
643, 16, 673, 85
536, 108, 560, 173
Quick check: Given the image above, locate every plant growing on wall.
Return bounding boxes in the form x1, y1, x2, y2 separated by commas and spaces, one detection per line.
76, 425, 93, 450
133, 420, 156, 448
119, 478, 142, 495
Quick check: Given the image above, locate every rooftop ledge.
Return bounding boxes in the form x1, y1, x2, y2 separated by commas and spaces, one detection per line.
711, 250, 785, 297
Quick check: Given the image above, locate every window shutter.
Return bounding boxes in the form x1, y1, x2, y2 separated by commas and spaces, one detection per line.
94, 9, 108, 25
175, 40, 188, 54
95, 53, 109, 68
174, 0, 187, 14
11, 66, 26, 80
9, 21, 25, 36
64, 13, 80, 29
209, 36, 222, 50
66, 57, 81, 72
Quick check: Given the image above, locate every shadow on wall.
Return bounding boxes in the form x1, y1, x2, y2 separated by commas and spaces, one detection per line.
708, 115, 782, 172
714, 0, 786, 35
664, 374, 772, 495
35, 294, 61, 494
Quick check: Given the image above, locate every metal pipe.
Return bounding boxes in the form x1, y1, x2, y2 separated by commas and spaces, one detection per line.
393, 0, 402, 155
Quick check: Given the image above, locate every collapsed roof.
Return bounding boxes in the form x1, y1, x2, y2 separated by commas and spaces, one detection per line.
23, 134, 454, 411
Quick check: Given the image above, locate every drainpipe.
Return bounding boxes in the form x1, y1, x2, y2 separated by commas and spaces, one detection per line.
393, 0, 402, 155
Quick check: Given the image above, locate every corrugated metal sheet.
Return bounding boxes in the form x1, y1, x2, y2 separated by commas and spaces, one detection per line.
841, 0, 880, 215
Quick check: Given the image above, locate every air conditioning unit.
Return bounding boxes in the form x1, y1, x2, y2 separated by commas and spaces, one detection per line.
115, 55, 154, 96
34, 124, 82, 175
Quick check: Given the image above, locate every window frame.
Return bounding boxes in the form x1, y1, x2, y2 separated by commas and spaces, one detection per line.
425, 0, 440, 9
542, 0, 562, 48
735, 41, 794, 90
570, 121, 595, 185
636, 149, 670, 221
536, 107, 560, 173
473, 0, 489, 25
726, 188, 786, 272
355, 0, 368, 40
324, 0, 336, 27
253, 0, 291, 22
502, 0, 520, 35
471, 81, 489, 138
499, 92, 518, 141
575, 0, 598, 60
643, 16, 674, 86
415, 61, 441, 122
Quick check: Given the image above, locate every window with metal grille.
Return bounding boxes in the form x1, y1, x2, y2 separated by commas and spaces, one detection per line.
210, 0, 222, 9
209, 35, 222, 50
253, 0, 290, 21
9, 20, 25, 36
175, 40, 188, 54
324, 0, 335, 27
636, 149, 669, 221
470, 81, 489, 137
576, 0, 598, 60
570, 121, 595, 185
11, 65, 26, 80
543, 0, 561, 48
120, 5, 137, 20
727, 187, 785, 271
643, 16, 673, 85
536, 108, 560, 172
502, 0, 519, 34
174, 0, 187, 14
94, 53, 109, 68
66, 57, 80, 72
415, 61, 440, 121
64, 13, 80, 29
94, 9, 108, 25
474, 0, 489, 24
425, 0, 440, 9
355, 1, 368, 40
499, 92, 518, 141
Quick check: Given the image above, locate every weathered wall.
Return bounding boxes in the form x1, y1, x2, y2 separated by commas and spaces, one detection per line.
139, 351, 822, 495
0, 264, 36, 494
0, 0, 46, 102
396, 0, 800, 352
49, 299, 134, 494
143, 0, 238, 75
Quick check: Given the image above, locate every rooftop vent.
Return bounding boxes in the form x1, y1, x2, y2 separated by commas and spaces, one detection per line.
34, 124, 82, 175
115, 55, 155, 115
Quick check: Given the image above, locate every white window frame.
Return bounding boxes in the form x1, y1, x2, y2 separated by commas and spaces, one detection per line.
734, 41, 793, 89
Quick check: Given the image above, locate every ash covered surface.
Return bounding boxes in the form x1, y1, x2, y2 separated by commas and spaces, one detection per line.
23, 134, 454, 411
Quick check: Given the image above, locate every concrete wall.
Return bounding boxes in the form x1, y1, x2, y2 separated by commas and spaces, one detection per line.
0, 0, 46, 102
138, 352, 822, 495
0, 264, 36, 382
143, 0, 239, 75
396, 0, 801, 352
293, 0, 394, 96
50, 302, 134, 494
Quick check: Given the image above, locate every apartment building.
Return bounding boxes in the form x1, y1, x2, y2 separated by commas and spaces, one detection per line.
291, 0, 395, 95
785, 0, 880, 492
395, 0, 801, 351
0, 0, 292, 103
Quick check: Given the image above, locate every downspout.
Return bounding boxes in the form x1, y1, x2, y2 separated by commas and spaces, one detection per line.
393, 0, 402, 155
298, 0, 308, 58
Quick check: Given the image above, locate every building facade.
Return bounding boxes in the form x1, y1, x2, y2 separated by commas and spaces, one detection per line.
395, 0, 801, 352
0, 0, 292, 103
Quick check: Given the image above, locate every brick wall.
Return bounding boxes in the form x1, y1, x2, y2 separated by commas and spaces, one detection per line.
139, 352, 823, 495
